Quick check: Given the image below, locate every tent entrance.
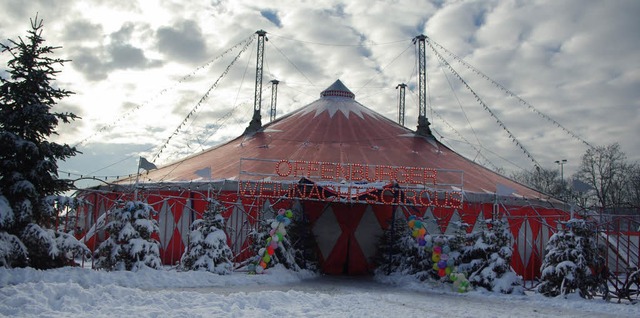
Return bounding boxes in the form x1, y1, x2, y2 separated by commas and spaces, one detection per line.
308, 202, 391, 275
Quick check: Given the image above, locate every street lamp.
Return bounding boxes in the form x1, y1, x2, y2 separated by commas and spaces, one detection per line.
555, 159, 568, 201
554, 159, 567, 181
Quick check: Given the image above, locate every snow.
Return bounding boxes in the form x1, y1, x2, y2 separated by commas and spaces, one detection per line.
0, 266, 637, 317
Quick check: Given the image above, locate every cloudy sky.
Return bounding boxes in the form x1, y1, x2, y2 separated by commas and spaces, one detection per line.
1, 0, 638, 188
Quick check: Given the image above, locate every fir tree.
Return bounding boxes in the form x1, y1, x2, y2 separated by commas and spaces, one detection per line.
286, 207, 318, 271
462, 218, 523, 294
374, 216, 410, 275
538, 218, 601, 297
250, 205, 300, 272
0, 16, 84, 269
94, 201, 161, 271
180, 198, 233, 274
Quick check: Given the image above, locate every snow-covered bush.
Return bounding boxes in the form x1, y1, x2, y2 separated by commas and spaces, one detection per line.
460, 218, 523, 294
94, 201, 161, 271
538, 218, 601, 297
180, 199, 233, 274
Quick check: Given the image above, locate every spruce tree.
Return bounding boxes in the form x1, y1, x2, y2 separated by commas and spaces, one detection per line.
463, 218, 523, 294
538, 218, 600, 297
0, 16, 84, 269
94, 201, 161, 271
286, 208, 317, 271
180, 198, 233, 274
374, 217, 410, 275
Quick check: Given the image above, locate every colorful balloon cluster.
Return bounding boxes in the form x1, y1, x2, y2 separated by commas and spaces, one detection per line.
407, 215, 428, 246
252, 208, 293, 274
431, 241, 455, 278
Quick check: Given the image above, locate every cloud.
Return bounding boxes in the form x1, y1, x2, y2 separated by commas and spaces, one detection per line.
68, 22, 162, 81
156, 20, 208, 63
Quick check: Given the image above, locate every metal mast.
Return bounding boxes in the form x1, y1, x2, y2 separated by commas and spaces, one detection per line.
396, 83, 407, 126
413, 34, 432, 136
269, 79, 280, 122
245, 30, 267, 134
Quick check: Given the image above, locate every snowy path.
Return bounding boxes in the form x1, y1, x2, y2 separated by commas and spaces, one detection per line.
1, 267, 638, 317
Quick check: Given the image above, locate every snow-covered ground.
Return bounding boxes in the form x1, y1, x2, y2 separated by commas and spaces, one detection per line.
0, 265, 637, 318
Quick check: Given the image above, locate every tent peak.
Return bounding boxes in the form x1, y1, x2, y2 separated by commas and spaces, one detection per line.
320, 79, 355, 99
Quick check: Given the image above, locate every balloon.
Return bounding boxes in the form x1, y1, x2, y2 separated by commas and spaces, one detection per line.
418, 238, 426, 246
442, 245, 451, 254
446, 259, 454, 267
259, 261, 267, 269
267, 246, 274, 255
445, 267, 452, 275
431, 253, 441, 262
414, 221, 422, 229
440, 253, 449, 261
263, 254, 271, 263
276, 215, 284, 222
408, 215, 416, 221
271, 221, 279, 229
278, 208, 286, 215
266, 237, 272, 243
418, 228, 426, 237
412, 229, 419, 237
284, 218, 291, 226
269, 229, 276, 236
256, 265, 264, 274
408, 220, 416, 228
432, 263, 439, 271
438, 260, 447, 269
277, 233, 284, 242
258, 248, 266, 256
438, 268, 446, 277
285, 210, 293, 218
433, 246, 442, 253
277, 227, 287, 235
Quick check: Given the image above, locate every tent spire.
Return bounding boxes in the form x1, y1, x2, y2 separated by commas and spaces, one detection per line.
269, 79, 280, 122
413, 34, 432, 137
396, 83, 407, 126
245, 30, 267, 134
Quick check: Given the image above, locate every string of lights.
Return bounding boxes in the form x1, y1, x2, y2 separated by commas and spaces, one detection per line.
427, 36, 594, 149
151, 36, 255, 163
72, 35, 255, 148
428, 41, 541, 169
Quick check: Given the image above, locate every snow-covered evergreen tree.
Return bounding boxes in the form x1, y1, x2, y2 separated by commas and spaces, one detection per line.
538, 218, 600, 297
286, 206, 317, 271
180, 198, 233, 274
374, 217, 410, 275
0, 17, 85, 269
461, 218, 523, 294
94, 201, 161, 271
250, 205, 300, 272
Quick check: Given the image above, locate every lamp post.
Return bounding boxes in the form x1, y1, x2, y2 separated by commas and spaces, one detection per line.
555, 159, 567, 200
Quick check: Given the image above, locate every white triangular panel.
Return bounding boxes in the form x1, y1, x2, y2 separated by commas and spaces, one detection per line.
394, 206, 407, 223
96, 202, 107, 241
354, 205, 383, 263
312, 205, 341, 259
158, 200, 174, 249
261, 199, 274, 220
444, 209, 462, 235
536, 224, 551, 258
472, 212, 488, 234
517, 219, 534, 268
179, 200, 193, 247
227, 199, 248, 255
422, 207, 441, 235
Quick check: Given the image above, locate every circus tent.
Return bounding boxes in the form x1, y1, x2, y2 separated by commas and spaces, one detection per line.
79, 80, 570, 278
